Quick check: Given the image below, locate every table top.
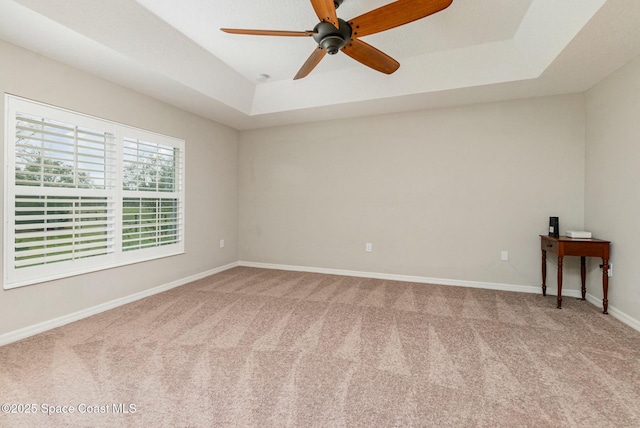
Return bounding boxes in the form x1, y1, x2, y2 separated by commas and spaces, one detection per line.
540, 235, 610, 244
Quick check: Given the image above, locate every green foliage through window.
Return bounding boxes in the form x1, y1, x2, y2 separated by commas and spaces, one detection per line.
5, 96, 184, 289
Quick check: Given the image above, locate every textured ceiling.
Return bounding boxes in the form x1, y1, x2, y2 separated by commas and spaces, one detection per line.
1, 0, 640, 130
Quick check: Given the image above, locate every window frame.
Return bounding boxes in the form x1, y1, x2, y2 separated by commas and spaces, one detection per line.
4, 95, 185, 289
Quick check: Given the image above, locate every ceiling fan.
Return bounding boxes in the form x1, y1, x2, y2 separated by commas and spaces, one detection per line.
221, 0, 453, 80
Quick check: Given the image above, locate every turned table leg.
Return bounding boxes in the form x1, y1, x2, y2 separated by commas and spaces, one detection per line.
541, 250, 547, 296
580, 256, 587, 300
557, 256, 563, 309
602, 259, 609, 314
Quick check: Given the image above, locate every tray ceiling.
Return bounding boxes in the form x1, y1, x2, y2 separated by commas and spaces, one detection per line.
1, 0, 640, 130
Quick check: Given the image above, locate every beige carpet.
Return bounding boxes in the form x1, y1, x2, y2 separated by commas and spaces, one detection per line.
1, 267, 640, 427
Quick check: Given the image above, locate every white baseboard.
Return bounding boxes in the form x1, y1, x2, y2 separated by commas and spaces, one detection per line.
585, 292, 640, 331
0, 262, 239, 347
238, 261, 640, 332
238, 261, 582, 296
3, 260, 638, 347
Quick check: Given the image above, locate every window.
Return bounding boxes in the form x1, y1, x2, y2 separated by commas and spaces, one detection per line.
4, 95, 184, 289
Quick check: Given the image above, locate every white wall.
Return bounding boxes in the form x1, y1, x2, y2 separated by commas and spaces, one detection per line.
239, 95, 587, 289
0, 41, 239, 336
585, 54, 640, 324
8, 36, 636, 341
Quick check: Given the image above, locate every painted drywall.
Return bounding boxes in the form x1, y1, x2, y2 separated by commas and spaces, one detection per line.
239, 95, 586, 289
585, 54, 640, 323
0, 40, 239, 335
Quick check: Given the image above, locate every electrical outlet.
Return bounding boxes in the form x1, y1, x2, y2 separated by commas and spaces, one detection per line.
501, 251, 508, 261
365, 243, 372, 252
220, 239, 225, 248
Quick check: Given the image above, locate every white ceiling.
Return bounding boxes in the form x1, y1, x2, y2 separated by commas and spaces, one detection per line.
1, 0, 640, 130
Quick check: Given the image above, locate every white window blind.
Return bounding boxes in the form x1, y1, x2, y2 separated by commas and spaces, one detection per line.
121, 136, 183, 252
14, 195, 114, 269
4, 95, 185, 289
122, 197, 180, 251
15, 114, 115, 189
123, 137, 179, 192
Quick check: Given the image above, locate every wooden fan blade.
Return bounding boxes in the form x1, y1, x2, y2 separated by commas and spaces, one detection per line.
221, 28, 316, 37
342, 38, 400, 75
294, 47, 327, 80
310, 0, 339, 28
348, 0, 453, 38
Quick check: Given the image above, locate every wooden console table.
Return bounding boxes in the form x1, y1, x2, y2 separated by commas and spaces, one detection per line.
540, 235, 611, 314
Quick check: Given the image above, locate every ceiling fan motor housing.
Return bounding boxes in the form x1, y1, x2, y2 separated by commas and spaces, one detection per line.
313, 19, 352, 55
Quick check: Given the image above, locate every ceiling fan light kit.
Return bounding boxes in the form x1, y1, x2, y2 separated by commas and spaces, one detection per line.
221, 0, 453, 80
